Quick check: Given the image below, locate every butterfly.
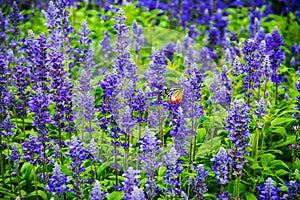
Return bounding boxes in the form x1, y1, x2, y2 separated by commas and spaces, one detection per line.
160, 87, 184, 104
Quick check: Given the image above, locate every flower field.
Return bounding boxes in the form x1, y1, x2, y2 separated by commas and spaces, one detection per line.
0, 0, 300, 199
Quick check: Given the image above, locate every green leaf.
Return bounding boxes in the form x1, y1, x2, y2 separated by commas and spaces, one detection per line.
260, 153, 275, 167
27, 190, 48, 200
108, 191, 124, 200
294, 158, 300, 171
271, 127, 286, 137
245, 192, 257, 200
158, 166, 166, 177
275, 169, 289, 177
270, 118, 296, 127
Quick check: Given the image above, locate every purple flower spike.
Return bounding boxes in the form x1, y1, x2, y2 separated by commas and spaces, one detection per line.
130, 186, 146, 200
90, 180, 107, 200
66, 136, 88, 197
257, 177, 280, 200
122, 167, 141, 200
281, 180, 300, 199
22, 133, 43, 165
100, 30, 113, 60
146, 48, 167, 91
266, 26, 284, 81
9, 1, 23, 48
139, 127, 162, 197
45, 162, 71, 197
210, 147, 229, 185
190, 164, 208, 199
0, 115, 15, 137
226, 99, 251, 176
163, 147, 183, 197
29, 88, 53, 137
8, 143, 20, 163
232, 55, 242, 76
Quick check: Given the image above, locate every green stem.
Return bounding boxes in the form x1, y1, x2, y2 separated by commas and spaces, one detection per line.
7, 139, 12, 192
231, 76, 236, 103
257, 84, 261, 101
93, 161, 97, 180
263, 80, 268, 99
16, 163, 21, 197
22, 117, 26, 141
42, 137, 48, 188
211, 105, 216, 149
188, 117, 194, 173
275, 82, 278, 106
0, 135, 4, 185
114, 144, 118, 186
292, 128, 299, 169
236, 176, 240, 200
137, 122, 142, 169
192, 117, 197, 160
252, 127, 260, 160
58, 129, 64, 164
33, 165, 39, 200
14, 109, 20, 144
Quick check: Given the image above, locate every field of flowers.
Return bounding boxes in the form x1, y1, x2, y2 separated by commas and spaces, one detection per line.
0, 0, 300, 199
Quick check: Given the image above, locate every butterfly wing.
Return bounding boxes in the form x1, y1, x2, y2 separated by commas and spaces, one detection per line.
169, 87, 184, 104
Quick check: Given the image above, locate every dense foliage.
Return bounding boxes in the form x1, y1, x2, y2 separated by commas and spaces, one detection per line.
0, 0, 300, 199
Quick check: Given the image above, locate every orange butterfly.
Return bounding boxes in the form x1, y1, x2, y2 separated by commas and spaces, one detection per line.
160, 87, 184, 104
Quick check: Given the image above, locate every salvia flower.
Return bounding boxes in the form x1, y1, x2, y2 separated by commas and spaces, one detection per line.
164, 41, 175, 61
130, 89, 148, 123
9, 1, 23, 49
113, 9, 130, 54
232, 55, 242, 77
14, 57, 30, 118
254, 99, 267, 119
175, 40, 182, 56
119, 106, 136, 139
209, 73, 229, 106
32, 33, 49, 91
51, 143, 61, 162
146, 48, 167, 91
66, 136, 89, 197
0, 55, 10, 115
8, 143, 20, 163
162, 147, 183, 197
29, 88, 52, 137
220, 66, 232, 106
45, 162, 71, 197
242, 38, 260, 98
122, 167, 141, 200
90, 180, 107, 200
266, 26, 284, 81
210, 147, 229, 185
22, 133, 43, 165
139, 127, 162, 197
130, 186, 146, 200
76, 19, 93, 74
226, 99, 251, 176
281, 180, 300, 199
132, 20, 144, 54
0, 115, 15, 137
185, 65, 205, 118
0, 9, 8, 52
190, 164, 208, 200
88, 138, 101, 162
212, 9, 228, 39
216, 192, 231, 200
100, 30, 113, 60
208, 27, 220, 51
257, 177, 280, 200
261, 55, 272, 79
